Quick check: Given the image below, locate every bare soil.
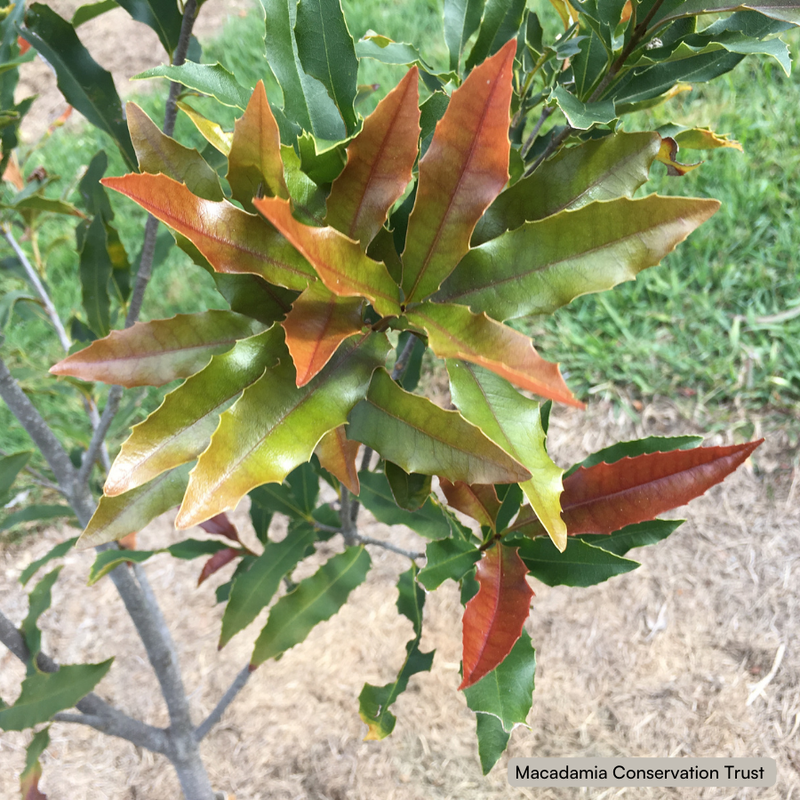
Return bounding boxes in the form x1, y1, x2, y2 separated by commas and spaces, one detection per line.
1, 398, 798, 800
4, 2, 800, 798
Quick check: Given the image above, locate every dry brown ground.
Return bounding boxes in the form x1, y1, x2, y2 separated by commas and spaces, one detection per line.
5, 2, 800, 798
1, 398, 798, 800
17, 0, 252, 141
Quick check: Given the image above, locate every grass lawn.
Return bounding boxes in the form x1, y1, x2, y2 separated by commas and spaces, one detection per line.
2, 0, 798, 475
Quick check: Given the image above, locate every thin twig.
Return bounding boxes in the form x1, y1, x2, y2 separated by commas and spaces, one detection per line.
2, 223, 71, 352
195, 665, 252, 741
0, 356, 79, 493
130, 562, 196, 733
523, 124, 573, 177
348, 335, 420, 525
522, 0, 668, 179
2, 222, 110, 472
350, 533, 423, 561
78, 0, 197, 485
339, 488, 357, 545
521, 106, 554, 159
0, 610, 170, 753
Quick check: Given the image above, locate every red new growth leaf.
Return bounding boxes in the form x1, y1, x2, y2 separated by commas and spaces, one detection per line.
102, 173, 315, 290
325, 67, 420, 247
282, 282, 364, 386
561, 440, 763, 535
197, 547, 241, 586
315, 425, 361, 494
199, 512, 240, 543
253, 196, 401, 317
460, 543, 534, 690
407, 303, 583, 407
401, 39, 515, 303
439, 480, 501, 530
50, 311, 264, 387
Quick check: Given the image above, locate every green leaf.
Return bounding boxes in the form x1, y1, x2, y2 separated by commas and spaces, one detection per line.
572, 28, 609, 98
176, 333, 389, 528
0, 451, 31, 498
51, 310, 266, 388
548, 85, 617, 130
295, 0, 358, 134
355, 33, 457, 91
20, 725, 50, 799
416, 536, 481, 590
79, 463, 191, 548
359, 636, 434, 739
577, 519, 684, 556
347, 369, 531, 486
656, 0, 800, 27
436, 195, 720, 321
0, 292, 40, 332
465, 0, 526, 70
20, 539, 78, 587
249, 484, 310, 523
251, 546, 371, 666
474, 709, 510, 774
73, 1, 118, 27
78, 151, 113, 221
463, 629, 535, 731
77, 215, 112, 338
87, 549, 156, 585
227, 80, 289, 211
166, 539, 232, 559
21, 568, 62, 673
688, 11, 793, 74
214, 273, 298, 326
127, 102, 223, 201
401, 41, 516, 303
447, 362, 566, 550
220, 521, 318, 648
0, 660, 113, 731
287, 462, 320, 515
610, 48, 744, 106
443, 0, 485, 70
103, 173, 316, 291
357, 470, 452, 540
104, 221, 131, 303
114, 0, 183, 57
473, 132, 661, 245
134, 62, 251, 109
396, 332, 425, 392
3, 195, 85, 217
407, 303, 580, 407
516, 536, 639, 587
104, 328, 282, 496
396, 564, 425, 636
262, 0, 347, 141
384, 462, 431, 512
564, 435, 703, 477
20, 4, 136, 169
0, 506, 75, 534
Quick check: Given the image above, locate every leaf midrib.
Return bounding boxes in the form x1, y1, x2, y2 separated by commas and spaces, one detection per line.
442, 198, 702, 302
